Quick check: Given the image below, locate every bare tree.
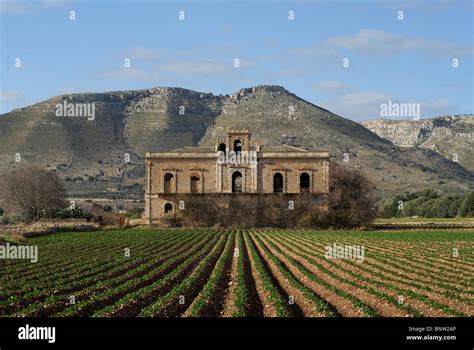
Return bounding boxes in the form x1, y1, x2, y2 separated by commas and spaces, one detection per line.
1, 166, 67, 221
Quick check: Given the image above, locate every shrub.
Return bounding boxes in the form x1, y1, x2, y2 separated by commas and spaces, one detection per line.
174, 195, 223, 227
0, 214, 25, 225
55, 206, 84, 219
176, 193, 328, 229
162, 213, 181, 227
84, 213, 94, 223
0, 215, 10, 224
325, 164, 378, 227
126, 207, 144, 219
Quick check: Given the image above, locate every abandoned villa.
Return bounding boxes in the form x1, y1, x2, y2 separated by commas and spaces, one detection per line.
144, 128, 330, 224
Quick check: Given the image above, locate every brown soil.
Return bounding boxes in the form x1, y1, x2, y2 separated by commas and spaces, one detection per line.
258, 233, 375, 317
250, 231, 325, 317
221, 232, 239, 317
276, 234, 469, 316
243, 231, 278, 317
287, 234, 473, 315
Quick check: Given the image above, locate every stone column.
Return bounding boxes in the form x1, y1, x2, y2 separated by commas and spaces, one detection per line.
323, 161, 329, 193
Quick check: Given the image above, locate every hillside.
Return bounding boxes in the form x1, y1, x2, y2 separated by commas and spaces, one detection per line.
362, 115, 474, 172
0, 86, 472, 200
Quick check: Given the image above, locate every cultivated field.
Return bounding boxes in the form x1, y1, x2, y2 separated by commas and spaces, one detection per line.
0, 229, 472, 317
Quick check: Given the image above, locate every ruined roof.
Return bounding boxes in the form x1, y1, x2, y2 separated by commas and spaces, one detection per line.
170, 146, 215, 153
260, 144, 309, 153
166, 144, 325, 154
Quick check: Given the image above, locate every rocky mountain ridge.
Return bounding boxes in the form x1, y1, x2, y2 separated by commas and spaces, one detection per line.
361, 115, 474, 172
0, 86, 472, 200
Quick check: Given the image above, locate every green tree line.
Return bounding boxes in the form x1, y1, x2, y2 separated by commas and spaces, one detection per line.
383, 190, 474, 218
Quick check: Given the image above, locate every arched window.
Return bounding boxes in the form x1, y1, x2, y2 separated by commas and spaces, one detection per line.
190, 176, 200, 193
163, 173, 174, 193
234, 139, 242, 153
273, 173, 284, 193
300, 173, 310, 193
164, 202, 173, 214
232, 171, 243, 193
218, 143, 226, 156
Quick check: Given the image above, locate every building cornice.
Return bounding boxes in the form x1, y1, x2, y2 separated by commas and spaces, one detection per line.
145, 151, 330, 159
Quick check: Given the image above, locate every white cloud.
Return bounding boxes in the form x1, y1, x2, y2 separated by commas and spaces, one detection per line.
157, 58, 255, 76
327, 30, 420, 56
0, 90, 22, 102
341, 90, 390, 108
310, 81, 390, 119
328, 90, 392, 120
286, 46, 338, 65
312, 81, 456, 120
99, 58, 255, 81
157, 60, 231, 75
0, 0, 71, 13
57, 86, 94, 95
327, 29, 473, 58
123, 48, 161, 61
273, 68, 305, 77
309, 80, 354, 95
99, 67, 153, 81
431, 98, 449, 109
421, 98, 455, 117
288, 46, 337, 57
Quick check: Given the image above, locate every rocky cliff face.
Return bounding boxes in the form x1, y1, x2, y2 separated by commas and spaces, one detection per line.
361, 115, 474, 172
0, 86, 472, 199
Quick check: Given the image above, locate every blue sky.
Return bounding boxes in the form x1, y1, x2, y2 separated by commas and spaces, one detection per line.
1, 0, 472, 120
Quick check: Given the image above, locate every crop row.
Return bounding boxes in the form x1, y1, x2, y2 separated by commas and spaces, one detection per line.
1, 229, 471, 317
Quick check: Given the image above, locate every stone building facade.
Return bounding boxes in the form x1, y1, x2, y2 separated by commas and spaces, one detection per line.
144, 128, 330, 224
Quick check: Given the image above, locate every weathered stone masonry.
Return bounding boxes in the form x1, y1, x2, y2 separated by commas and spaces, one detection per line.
144, 128, 330, 224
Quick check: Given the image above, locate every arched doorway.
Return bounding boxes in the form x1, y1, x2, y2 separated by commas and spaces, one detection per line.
190, 176, 200, 193
232, 171, 243, 193
273, 173, 284, 193
163, 173, 173, 193
300, 173, 310, 193
164, 202, 173, 214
